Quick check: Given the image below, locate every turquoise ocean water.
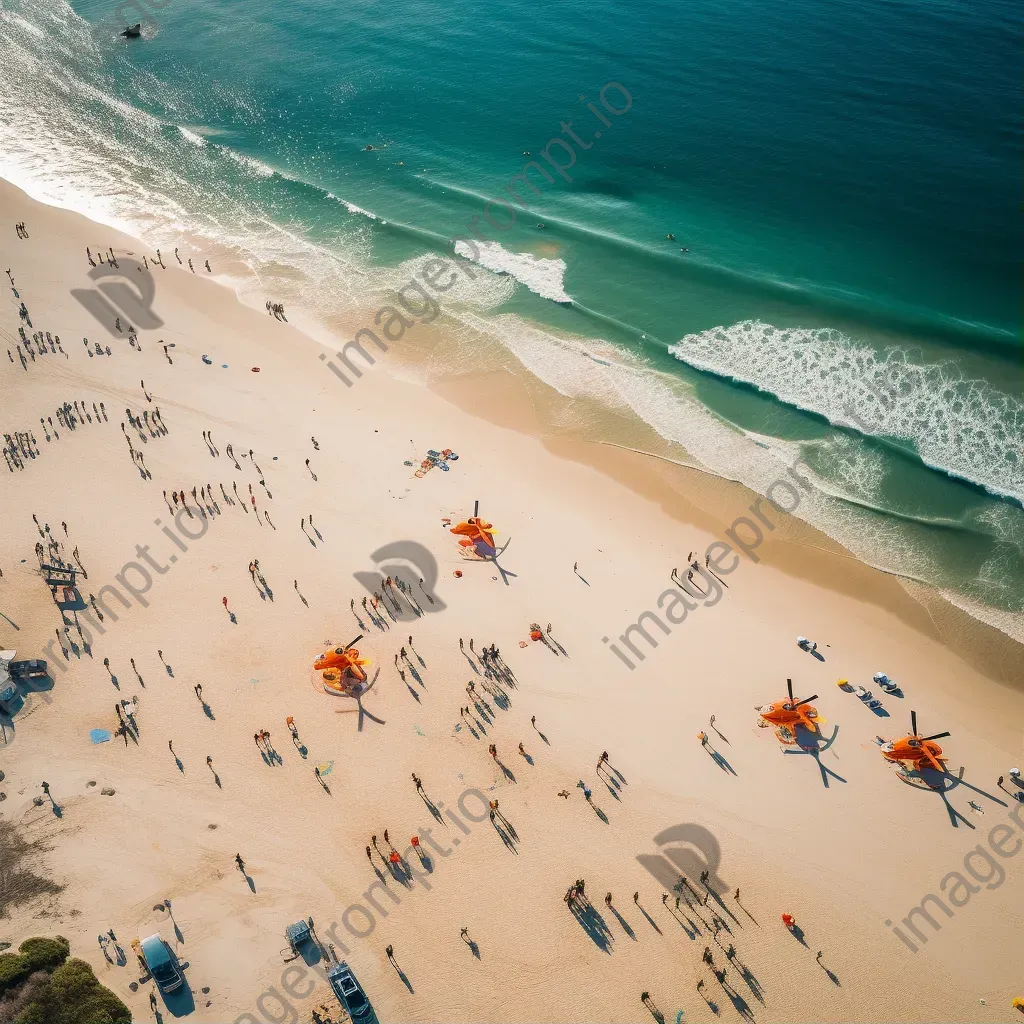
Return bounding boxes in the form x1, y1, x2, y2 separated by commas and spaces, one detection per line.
1, 0, 1021, 637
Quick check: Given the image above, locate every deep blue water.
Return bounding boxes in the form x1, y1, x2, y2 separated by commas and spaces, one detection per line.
1, 0, 1022, 635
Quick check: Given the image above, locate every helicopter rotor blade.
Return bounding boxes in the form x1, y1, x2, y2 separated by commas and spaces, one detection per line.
911, 710, 918, 737
794, 694, 819, 707
922, 732, 950, 742
345, 633, 364, 650
787, 678, 794, 702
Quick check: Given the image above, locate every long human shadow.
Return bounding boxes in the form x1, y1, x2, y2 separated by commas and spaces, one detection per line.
603, 780, 622, 801
704, 746, 738, 775
735, 898, 759, 926
388, 955, 413, 993
569, 899, 613, 953
634, 899, 662, 934
419, 791, 444, 825
491, 816, 519, 854
697, 987, 721, 1017
733, 957, 764, 1003
666, 905, 698, 939
815, 958, 841, 985
715, 970, 754, 1022
702, 883, 740, 927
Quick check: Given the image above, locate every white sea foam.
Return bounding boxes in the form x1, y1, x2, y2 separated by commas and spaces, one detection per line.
218, 145, 275, 178
177, 126, 207, 147
453, 241, 571, 303
669, 320, 1024, 503
326, 193, 378, 221
453, 312, 1024, 641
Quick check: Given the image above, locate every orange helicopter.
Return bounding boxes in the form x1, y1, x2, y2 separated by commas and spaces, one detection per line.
450, 500, 496, 555
881, 710, 950, 772
314, 634, 370, 683
756, 678, 820, 734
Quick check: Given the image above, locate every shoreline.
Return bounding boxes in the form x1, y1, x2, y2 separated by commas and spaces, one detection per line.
3, 170, 1020, 656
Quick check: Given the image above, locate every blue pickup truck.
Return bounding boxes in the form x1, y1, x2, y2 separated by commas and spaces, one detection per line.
140, 934, 184, 993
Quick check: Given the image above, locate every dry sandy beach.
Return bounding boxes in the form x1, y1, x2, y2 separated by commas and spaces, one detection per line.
1, 176, 1022, 1023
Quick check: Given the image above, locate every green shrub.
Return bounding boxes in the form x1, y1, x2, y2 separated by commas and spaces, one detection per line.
45, 959, 131, 1024
17, 939, 68, 976
0, 952, 30, 997
0, 944, 129, 1024
0, 937, 70, 998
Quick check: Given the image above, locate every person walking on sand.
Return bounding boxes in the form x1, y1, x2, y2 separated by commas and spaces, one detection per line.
194, 683, 203, 702
235, 853, 245, 872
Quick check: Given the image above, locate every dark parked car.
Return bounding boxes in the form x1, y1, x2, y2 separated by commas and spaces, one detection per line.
328, 961, 372, 1019
9, 659, 47, 680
